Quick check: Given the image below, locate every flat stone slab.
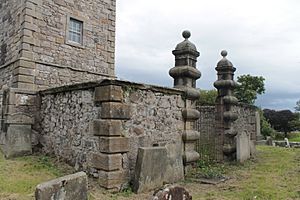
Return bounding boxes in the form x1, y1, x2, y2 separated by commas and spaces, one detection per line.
35, 172, 88, 200
133, 147, 168, 193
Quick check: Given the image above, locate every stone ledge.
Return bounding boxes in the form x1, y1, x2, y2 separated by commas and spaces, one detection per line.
39, 79, 185, 96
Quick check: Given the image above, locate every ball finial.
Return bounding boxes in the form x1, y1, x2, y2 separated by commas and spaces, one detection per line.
221, 50, 228, 57
182, 30, 191, 39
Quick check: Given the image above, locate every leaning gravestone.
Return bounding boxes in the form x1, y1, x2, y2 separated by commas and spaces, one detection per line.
133, 147, 168, 193
35, 172, 88, 200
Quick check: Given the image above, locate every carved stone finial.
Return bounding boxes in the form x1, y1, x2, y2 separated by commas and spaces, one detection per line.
182, 30, 191, 39
221, 50, 228, 57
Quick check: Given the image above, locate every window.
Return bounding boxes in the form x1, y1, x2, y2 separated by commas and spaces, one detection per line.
68, 18, 83, 44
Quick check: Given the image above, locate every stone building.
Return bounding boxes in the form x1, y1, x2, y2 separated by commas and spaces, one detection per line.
0, 0, 259, 193
0, 0, 115, 90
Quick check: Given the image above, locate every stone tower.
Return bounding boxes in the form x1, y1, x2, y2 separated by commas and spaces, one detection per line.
0, 0, 116, 91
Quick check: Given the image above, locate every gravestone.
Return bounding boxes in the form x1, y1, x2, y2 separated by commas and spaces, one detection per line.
133, 147, 168, 193
35, 172, 88, 200
236, 132, 251, 162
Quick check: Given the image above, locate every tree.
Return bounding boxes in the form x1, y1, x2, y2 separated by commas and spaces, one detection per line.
263, 109, 298, 137
198, 89, 218, 105
259, 109, 275, 138
295, 100, 300, 112
235, 74, 265, 105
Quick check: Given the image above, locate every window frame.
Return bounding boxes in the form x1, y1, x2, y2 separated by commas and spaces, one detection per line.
66, 15, 85, 48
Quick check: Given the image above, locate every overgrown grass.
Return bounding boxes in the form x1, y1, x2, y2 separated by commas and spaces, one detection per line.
191, 146, 300, 200
0, 151, 73, 200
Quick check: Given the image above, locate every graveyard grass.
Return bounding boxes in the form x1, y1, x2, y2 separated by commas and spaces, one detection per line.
0, 146, 300, 200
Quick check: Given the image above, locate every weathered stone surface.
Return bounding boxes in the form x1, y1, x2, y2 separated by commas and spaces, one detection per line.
2, 124, 32, 158
101, 102, 131, 120
5, 113, 34, 124
95, 85, 123, 102
133, 147, 168, 193
182, 108, 200, 121
152, 185, 192, 200
98, 170, 127, 189
88, 152, 122, 171
99, 137, 129, 153
93, 119, 122, 136
35, 172, 88, 200
236, 131, 251, 163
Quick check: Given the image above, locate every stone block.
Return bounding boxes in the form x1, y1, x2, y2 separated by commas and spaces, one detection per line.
98, 170, 126, 189
3, 124, 32, 158
95, 85, 123, 102
152, 185, 192, 200
5, 113, 34, 124
101, 102, 131, 120
13, 67, 35, 76
93, 119, 122, 136
236, 132, 251, 163
35, 172, 88, 200
99, 137, 129, 153
12, 74, 34, 84
88, 152, 122, 171
133, 147, 168, 193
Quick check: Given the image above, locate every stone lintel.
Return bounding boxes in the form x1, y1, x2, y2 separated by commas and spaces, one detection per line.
94, 85, 123, 102
101, 102, 131, 120
88, 152, 122, 171
92, 119, 122, 136
99, 137, 129, 153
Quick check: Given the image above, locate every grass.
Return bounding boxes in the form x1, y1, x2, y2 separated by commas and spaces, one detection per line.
0, 146, 300, 200
189, 146, 300, 200
0, 151, 73, 200
289, 132, 300, 142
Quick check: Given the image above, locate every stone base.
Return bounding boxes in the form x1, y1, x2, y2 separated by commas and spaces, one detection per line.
2, 124, 32, 158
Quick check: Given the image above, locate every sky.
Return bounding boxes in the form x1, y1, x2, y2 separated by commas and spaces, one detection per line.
115, 0, 300, 111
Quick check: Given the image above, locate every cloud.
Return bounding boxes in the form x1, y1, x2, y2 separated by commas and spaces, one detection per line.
115, 0, 300, 110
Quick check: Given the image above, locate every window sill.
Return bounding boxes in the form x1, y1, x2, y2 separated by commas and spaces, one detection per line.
65, 40, 85, 49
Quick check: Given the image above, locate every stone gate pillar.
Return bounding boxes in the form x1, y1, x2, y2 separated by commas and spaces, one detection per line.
214, 51, 238, 161
169, 31, 201, 170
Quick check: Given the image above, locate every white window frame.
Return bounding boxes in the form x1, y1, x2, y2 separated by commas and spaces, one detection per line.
66, 16, 84, 48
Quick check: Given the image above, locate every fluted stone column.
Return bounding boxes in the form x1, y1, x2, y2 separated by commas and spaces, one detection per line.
214, 51, 238, 161
169, 31, 201, 169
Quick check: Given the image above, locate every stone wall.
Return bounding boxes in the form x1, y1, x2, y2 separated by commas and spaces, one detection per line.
37, 80, 185, 189
0, 0, 23, 88
232, 103, 257, 141
0, 0, 22, 65
196, 103, 258, 161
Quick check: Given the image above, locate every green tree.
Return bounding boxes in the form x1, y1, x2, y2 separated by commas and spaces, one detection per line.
198, 89, 218, 105
295, 100, 300, 112
259, 109, 275, 138
263, 109, 298, 137
235, 74, 265, 104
